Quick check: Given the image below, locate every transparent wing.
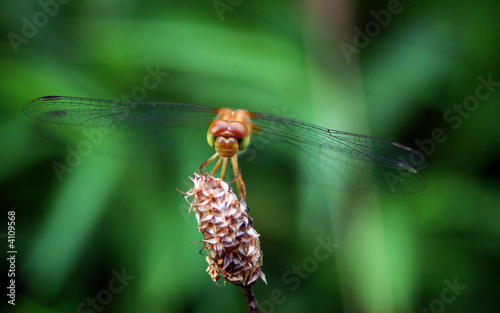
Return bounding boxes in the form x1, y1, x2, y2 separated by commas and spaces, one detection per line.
24, 96, 427, 193
23, 96, 218, 160
249, 112, 427, 194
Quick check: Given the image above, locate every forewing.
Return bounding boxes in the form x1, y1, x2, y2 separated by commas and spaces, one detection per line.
249, 112, 427, 194
23, 96, 217, 160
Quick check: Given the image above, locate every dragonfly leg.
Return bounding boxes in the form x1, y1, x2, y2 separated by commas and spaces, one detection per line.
230, 155, 246, 200
210, 156, 224, 176
199, 153, 219, 174
220, 157, 228, 181
199, 153, 245, 199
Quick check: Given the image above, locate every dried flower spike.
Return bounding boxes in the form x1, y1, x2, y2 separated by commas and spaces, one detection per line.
182, 173, 266, 286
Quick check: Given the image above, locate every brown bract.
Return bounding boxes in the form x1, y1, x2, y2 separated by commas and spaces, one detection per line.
182, 173, 266, 286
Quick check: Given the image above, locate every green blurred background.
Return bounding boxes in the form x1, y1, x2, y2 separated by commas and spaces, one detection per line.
1, 0, 500, 312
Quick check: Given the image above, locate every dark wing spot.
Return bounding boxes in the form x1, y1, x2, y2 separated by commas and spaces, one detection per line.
398, 162, 418, 173
392, 141, 412, 152
45, 110, 67, 117
39, 96, 62, 101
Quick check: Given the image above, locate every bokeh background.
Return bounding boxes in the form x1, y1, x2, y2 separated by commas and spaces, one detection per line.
1, 0, 500, 312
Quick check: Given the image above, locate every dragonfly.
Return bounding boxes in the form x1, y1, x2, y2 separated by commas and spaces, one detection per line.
23, 96, 427, 197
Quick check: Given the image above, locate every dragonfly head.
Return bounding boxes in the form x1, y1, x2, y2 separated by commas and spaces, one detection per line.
207, 119, 250, 157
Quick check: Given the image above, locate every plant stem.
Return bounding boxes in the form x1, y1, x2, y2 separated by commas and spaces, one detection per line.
241, 285, 260, 313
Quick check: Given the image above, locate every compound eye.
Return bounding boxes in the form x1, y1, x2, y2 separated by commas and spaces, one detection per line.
237, 136, 250, 151
207, 132, 216, 148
